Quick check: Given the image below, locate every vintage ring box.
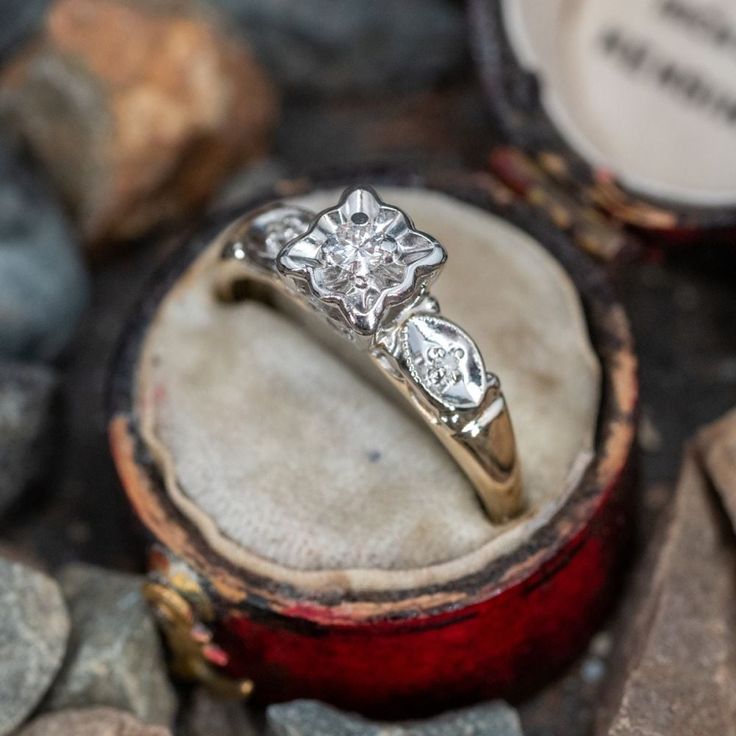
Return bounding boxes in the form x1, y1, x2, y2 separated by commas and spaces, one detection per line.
108, 171, 637, 717
470, 0, 736, 257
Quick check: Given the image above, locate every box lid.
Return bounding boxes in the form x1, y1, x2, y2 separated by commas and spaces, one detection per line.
469, 0, 736, 240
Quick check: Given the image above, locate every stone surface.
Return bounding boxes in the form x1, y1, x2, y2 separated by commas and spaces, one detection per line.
0, 557, 70, 736
0, 361, 57, 517
0, 141, 88, 361
0, 0, 49, 63
697, 407, 736, 532
211, 0, 466, 96
17, 707, 171, 736
1, 0, 278, 249
180, 688, 262, 736
45, 564, 177, 727
267, 700, 524, 736
596, 419, 736, 736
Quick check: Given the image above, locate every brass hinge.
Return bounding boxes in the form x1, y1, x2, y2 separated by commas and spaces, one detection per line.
143, 548, 253, 700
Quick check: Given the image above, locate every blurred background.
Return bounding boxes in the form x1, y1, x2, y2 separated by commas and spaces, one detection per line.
0, 1, 735, 735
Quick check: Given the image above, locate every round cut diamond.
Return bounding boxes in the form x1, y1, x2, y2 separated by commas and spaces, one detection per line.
277, 186, 447, 335
426, 345, 465, 389
313, 222, 407, 310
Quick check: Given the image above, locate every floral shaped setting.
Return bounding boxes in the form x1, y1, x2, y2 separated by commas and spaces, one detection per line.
277, 186, 447, 335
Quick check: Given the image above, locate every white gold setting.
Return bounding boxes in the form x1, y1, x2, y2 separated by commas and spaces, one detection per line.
277, 187, 446, 337
215, 185, 522, 523
400, 314, 488, 411
221, 204, 313, 274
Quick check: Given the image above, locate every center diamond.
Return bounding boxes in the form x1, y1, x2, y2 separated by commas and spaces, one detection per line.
277, 186, 447, 336
314, 223, 407, 311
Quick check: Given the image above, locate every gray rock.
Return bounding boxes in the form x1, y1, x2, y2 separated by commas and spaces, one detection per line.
16, 707, 171, 736
266, 700, 524, 736
210, 0, 466, 96
181, 687, 262, 736
45, 564, 177, 727
0, 142, 89, 362
0, 0, 48, 64
0, 361, 57, 516
0, 557, 70, 736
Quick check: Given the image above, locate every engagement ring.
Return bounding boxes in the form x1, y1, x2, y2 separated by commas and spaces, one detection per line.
214, 186, 522, 522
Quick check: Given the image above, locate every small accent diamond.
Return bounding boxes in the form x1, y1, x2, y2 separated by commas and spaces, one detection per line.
426, 346, 465, 389
400, 314, 487, 410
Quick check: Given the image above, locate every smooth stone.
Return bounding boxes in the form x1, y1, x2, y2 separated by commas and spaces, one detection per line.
266, 700, 524, 736
0, 361, 57, 517
45, 564, 177, 727
210, 0, 466, 96
0, 142, 88, 362
0, 557, 70, 736
17, 707, 171, 736
180, 687, 262, 736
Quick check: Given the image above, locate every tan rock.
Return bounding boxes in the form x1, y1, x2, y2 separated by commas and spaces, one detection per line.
1, 0, 278, 251
597, 412, 736, 736
17, 707, 170, 736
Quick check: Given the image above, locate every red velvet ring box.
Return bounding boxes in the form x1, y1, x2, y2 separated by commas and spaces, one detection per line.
108, 172, 637, 718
